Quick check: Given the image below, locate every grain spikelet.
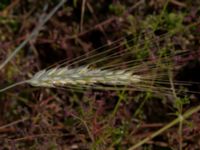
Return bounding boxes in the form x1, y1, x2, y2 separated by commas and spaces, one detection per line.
28, 66, 141, 87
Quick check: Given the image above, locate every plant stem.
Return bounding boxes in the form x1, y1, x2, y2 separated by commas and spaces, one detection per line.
128, 104, 200, 150
0, 0, 66, 70
0, 80, 29, 92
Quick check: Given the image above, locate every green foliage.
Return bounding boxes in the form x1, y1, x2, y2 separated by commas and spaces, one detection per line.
142, 11, 184, 32
112, 127, 125, 146
0, 17, 20, 32
109, 3, 125, 16
73, 0, 78, 7
0, 0, 10, 10
174, 96, 190, 113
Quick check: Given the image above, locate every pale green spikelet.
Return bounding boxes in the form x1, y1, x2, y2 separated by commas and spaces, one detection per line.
28, 66, 141, 87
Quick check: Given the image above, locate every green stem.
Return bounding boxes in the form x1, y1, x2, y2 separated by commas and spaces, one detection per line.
111, 90, 126, 117
154, 0, 170, 30
128, 104, 200, 150
179, 116, 183, 150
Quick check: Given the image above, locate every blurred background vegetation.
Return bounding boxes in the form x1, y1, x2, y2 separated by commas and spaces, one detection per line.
0, 0, 200, 149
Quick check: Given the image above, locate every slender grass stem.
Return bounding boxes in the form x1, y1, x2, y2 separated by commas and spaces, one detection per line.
0, 0, 66, 70
179, 117, 183, 150
0, 80, 29, 93
111, 90, 126, 117
169, 65, 183, 150
128, 104, 200, 150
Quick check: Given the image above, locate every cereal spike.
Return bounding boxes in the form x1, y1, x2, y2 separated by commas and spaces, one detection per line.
28, 66, 141, 87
